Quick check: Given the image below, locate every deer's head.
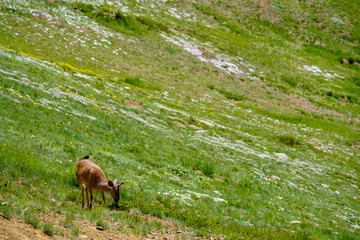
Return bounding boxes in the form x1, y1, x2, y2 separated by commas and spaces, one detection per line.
108, 179, 124, 204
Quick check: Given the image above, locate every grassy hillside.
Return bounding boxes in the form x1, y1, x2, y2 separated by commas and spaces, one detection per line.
0, 0, 359, 239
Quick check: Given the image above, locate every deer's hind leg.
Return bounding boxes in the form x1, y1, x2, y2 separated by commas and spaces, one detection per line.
88, 187, 93, 209
81, 186, 85, 207
77, 175, 86, 208
85, 185, 90, 209
78, 179, 86, 208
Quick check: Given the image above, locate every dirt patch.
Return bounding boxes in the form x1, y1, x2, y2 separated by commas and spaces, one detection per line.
172, 121, 186, 127
0, 215, 64, 240
125, 99, 143, 108
0, 211, 210, 240
0, 213, 134, 240
259, 1, 270, 8
213, 178, 224, 183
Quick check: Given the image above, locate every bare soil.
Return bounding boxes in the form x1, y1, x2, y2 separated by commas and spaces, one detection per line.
1, 215, 64, 240
125, 99, 143, 108
0, 213, 212, 240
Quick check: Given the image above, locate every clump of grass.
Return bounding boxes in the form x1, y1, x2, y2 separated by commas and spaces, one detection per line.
200, 179, 214, 190
96, 220, 108, 229
62, 215, 80, 235
72, 3, 168, 34
238, 177, 254, 190
24, 211, 40, 228
42, 222, 56, 236
208, 85, 248, 101
281, 75, 298, 87
218, 89, 247, 101
169, 166, 190, 177
74, 2, 94, 13
135, 16, 169, 33
124, 77, 145, 88
278, 135, 300, 146
124, 77, 161, 91
201, 162, 215, 178
121, 143, 143, 154
66, 190, 80, 202
0, 203, 14, 219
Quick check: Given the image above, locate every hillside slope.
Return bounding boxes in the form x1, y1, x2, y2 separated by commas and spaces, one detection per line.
0, 0, 359, 239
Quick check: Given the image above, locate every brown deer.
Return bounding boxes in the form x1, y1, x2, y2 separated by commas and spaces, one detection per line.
75, 156, 124, 209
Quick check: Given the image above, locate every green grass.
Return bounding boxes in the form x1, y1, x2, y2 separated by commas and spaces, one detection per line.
42, 222, 57, 236
72, 2, 169, 35
24, 211, 41, 228
278, 135, 301, 147
0, 0, 359, 239
62, 214, 81, 235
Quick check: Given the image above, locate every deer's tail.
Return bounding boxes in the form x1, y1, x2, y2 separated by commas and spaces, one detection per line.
81, 155, 90, 160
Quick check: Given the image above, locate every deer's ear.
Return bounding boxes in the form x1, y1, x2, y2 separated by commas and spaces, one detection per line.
108, 179, 114, 187
113, 179, 118, 185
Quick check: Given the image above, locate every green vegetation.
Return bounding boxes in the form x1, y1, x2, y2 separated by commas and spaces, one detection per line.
24, 211, 41, 228
73, 2, 169, 35
278, 135, 301, 147
0, 0, 359, 239
42, 222, 57, 236
209, 85, 249, 101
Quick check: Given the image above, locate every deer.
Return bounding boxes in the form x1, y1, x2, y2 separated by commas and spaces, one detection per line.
75, 155, 124, 209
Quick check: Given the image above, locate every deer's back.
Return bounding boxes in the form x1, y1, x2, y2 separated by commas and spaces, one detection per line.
76, 160, 106, 184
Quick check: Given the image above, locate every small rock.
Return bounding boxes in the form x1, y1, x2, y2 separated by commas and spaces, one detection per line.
1, 215, 10, 220
96, 226, 105, 231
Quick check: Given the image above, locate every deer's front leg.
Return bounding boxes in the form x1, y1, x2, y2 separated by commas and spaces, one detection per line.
101, 191, 105, 204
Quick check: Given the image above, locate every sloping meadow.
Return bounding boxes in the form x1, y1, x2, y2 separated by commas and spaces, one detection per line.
0, 0, 359, 239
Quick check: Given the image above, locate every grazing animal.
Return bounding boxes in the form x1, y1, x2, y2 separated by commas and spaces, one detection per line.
75, 155, 124, 209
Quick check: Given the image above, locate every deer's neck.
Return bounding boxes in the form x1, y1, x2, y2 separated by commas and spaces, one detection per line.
93, 180, 112, 192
